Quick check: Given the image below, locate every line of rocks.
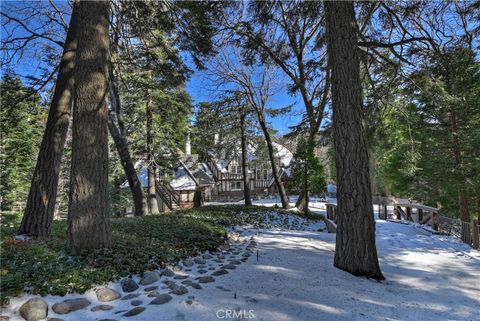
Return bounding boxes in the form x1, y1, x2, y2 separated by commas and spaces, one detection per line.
15, 234, 257, 321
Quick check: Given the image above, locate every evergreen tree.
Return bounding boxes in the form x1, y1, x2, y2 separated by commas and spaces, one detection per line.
0, 75, 44, 210
289, 137, 327, 207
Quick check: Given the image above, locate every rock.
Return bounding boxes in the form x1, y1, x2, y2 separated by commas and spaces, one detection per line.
188, 282, 202, 290
202, 253, 213, 259
162, 280, 177, 289
140, 271, 160, 285
161, 269, 175, 277
197, 269, 208, 274
193, 257, 206, 264
114, 310, 128, 314
173, 274, 189, 280
186, 300, 193, 305
197, 264, 207, 269
184, 268, 192, 272
171, 265, 182, 272
19, 298, 48, 321
121, 294, 139, 300
170, 285, 188, 295
123, 307, 145, 317
147, 290, 160, 298
130, 300, 142, 306
216, 286, 231, 292
241, 258, 248, 262
52, 298, 90, 314
149, 294, 172, 305
183, 258, 194, 267
197, 276, 215, 283
144, 286, 158, 292
0, 317, 10, 321
230, 260, 242, 265
96, 288, 121, 302
223, 264, 236, 270
208, 267, 215, 270
121, 278, 139, 293
91, 305, 113, 312
212, 269, 228, 276
242, 253, 251, 257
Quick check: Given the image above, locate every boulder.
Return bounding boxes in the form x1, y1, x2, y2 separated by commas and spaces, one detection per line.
121, 294, 139, 300
52, 298, 90, 314
121, 278, 139, 293
91, 305, 113, 312
19, 298, 48, 321
169, 286, 188, 295
193, 257, 206, 264
197, 276, 215, 283
139, 271, 160, 285
149, 294, 172, 305
96, 288, 120, 302
123, 307, 145, 317
212, 269, 229, 276
161, 269, 174, 277
130, 300, 142, 306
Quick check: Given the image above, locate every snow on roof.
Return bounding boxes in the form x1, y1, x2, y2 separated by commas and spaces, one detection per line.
212, 141, 293, 171
170, 175, 197, 191
272, 142, 293, 167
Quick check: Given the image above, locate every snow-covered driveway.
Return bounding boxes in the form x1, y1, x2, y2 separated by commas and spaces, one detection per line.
4, 217, 479, 321
133, 219, 479, 321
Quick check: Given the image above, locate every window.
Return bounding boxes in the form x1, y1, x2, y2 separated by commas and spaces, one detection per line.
230, 181, 242, 190
256, 169, 261, 180
230, 165, 242, 174
263, 169, 268, 180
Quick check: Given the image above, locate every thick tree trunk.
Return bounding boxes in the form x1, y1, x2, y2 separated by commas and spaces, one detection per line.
257, 114, 289, 209
449, 111, 470, 222
326, 0, 384, 280
295, 132, 315, 212
18, 2, 79, 238
240, 112, 252, 206
146, 92, 159, 215
108, 79, 146, 216
67, 0, 111, 255
107, 110, 147, 216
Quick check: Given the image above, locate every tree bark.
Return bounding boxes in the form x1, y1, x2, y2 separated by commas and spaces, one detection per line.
67, 0, 111, 255
107, 110, 147, 216
257, 113, 289, 209
325, 0, 384, 280
449, 110, 470, 222
295, 132, 316, 212
146, 92, 160, 215
18, 2, 79, 238
240, 111, 252, 206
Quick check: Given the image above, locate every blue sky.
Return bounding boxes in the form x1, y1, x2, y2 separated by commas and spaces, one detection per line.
186, 65, 305, 135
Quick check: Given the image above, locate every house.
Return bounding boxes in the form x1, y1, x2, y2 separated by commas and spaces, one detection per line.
205, 141, 293, 201
122, 135, 294, 211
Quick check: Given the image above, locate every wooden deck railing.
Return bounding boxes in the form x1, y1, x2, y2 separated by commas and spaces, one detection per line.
375, 197, 479, 250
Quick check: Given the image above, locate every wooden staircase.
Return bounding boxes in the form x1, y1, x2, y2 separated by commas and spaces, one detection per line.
155, 180, 180, 210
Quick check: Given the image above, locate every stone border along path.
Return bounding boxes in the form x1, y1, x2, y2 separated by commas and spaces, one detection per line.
12, 232, 258, 321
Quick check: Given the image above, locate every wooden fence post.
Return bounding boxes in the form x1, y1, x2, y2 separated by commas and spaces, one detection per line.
384, 205, 388, 220
406, 206, 412, 221
417, 208, 423, 222
472, 219, 479, 250
432, 212, 439, 231
395, 207, 401, 220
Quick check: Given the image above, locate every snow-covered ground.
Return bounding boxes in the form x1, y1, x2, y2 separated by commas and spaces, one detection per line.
3, 203, 479, 321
